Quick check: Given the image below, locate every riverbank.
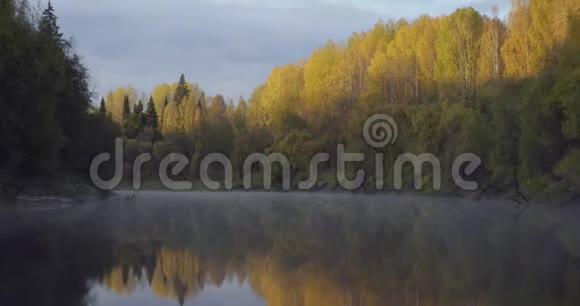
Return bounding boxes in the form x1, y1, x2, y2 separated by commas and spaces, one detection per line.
2, 170, 579, 207
0, 174, 109, 208
114, 173, 580, 206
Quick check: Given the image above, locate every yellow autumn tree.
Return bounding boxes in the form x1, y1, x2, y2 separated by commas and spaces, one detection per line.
246, 84, 267, 129
105, 86, 139, 123
436, 8, 484, 104
387, 19, 419, 104
259, 62, 305, 137
303, 41, 349, 129
478, 8, 506, 83
415, 15, 440, 103
161, 100, 179, 135
501, 0, 540, 78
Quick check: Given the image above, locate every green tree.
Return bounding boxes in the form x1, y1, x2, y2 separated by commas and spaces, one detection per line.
174, 74, 190, 104
134, 100, 144, 116
145, 96, 159, 131
141, 97, 160, 142
204, 95, 234, 155
123, 99, 143, 138
122, 95, 130, 123
0, 0, 119, 178
38, 1, 63, 46
100, 97, 107, 114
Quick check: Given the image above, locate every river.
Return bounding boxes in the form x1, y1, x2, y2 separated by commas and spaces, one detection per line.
0, 192, 579, 306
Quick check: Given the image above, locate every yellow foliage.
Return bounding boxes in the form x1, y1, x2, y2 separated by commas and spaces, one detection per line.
260, 62, 304, 133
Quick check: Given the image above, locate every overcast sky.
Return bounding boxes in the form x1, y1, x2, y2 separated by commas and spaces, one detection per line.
47, 0, 512, 101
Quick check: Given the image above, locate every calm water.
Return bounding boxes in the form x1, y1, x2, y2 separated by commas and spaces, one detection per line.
1, 192, 580, 306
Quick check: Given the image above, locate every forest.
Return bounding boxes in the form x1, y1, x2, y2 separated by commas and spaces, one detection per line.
1, 0, 580, 199
0, 0, 120, 194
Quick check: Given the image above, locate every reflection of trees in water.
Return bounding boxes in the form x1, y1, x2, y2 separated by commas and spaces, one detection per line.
93, 197, 580, 306
0, 223, 117, 306
1, 195, 579, 306
100, 245, 497, 306
102, 247, 242, 304
150, 248, 210, 303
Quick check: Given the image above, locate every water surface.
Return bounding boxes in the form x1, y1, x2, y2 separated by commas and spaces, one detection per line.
1, 192, 579, 306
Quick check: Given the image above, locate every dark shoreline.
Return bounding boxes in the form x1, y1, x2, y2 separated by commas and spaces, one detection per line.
1, 174, 579, 208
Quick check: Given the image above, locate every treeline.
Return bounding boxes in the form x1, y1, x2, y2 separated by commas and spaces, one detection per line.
105, 0, 580, 196
1, 0, 579, 196
0, 0, 120, 188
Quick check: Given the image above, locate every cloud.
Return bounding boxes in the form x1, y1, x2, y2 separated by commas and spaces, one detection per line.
49, 0, 512, 100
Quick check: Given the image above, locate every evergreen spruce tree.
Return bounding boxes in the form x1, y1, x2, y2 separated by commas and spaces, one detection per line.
134, 99, 144, 115
39, 1, 63, 45
0, 0, 120, 177
99, 97, 107, 114
124, 101, 142, 139
0, 0, 15, 17
145, 96, 159, 131
122, 95, 130, 122
174, 73, 190, 104
135, 99, 145, 130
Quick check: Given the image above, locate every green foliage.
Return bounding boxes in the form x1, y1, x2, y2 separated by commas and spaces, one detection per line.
99, 98, 107, 114
0, 0, 119, 179
203, 95, 235, 156
124, 113, 141, 139
556, 17, 580, 141
174, 74, 190, 105
68, 1, 580, 196
269, 129, 320, 175
39, 1, 63, 46
3, 0, 579, 197
143, 96, 160, 140
517, 73, 565, 179
122, 95, 130, 123
556, 149, 580, 177
407, 104, 443, 153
